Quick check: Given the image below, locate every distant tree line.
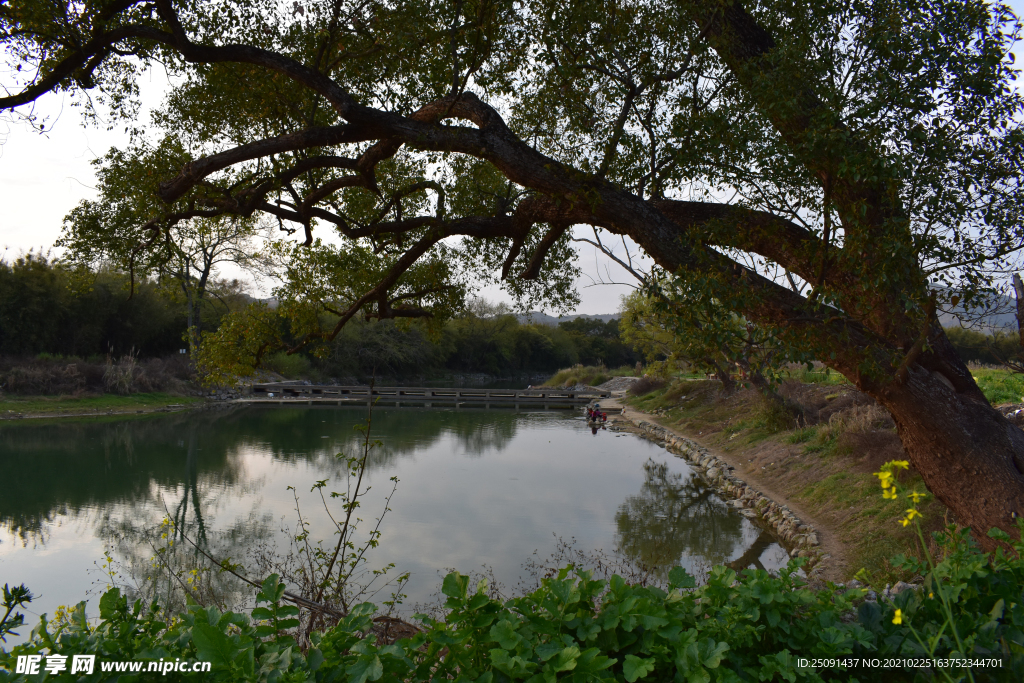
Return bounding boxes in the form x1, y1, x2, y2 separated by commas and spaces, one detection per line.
943, 326, 1023, 367
0, 254, 245, 359
9, 256, 1021, 383
0, 257, 639, 379
306, 313, 640, 381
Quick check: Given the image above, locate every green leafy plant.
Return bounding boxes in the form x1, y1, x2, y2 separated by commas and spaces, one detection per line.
0, 585, 33, 643
4, 531, 1024, 682
857, 460, 1024, 683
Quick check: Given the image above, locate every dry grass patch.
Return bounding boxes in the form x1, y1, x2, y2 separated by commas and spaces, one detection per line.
544, 364, 633, 388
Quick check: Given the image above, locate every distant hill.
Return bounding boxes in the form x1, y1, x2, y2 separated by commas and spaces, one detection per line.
516, 295, 1022, 333
516, 312, 620, 326
936, 288, 1017, 333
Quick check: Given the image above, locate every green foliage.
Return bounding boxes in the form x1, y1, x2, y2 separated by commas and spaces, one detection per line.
620, 288, 804, 388
4, 527, 1024, 681
944, 327, 1023, 368
0, 584, 32, 643
556, 319, 640, 370
427, 314, 582, 377
201, 309, 637, 383
58, 139, 271, 355
752, 398, 796, 434
0, 254, 250, 360
261, 351, 312, 379
787, 427, 818, 444
0, 255, 180, 358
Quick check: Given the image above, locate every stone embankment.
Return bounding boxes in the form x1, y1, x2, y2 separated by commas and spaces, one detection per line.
611, 408, 828, 576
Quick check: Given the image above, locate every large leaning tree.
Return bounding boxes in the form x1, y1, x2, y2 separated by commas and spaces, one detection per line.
3, 0, 1024, 543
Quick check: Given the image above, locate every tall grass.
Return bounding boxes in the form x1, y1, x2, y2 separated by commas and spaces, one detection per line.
543, 364, 633, 388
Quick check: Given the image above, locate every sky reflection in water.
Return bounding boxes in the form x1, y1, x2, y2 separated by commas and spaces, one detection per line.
0, 406, 788, 630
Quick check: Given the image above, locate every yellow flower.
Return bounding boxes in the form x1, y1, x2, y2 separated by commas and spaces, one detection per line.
929, 592, 934, 599
883, 486, 898, 499
893, 609, 903, 625
908, 491, 927, 504
899, 508, 921, 527
875, 471, 894, 488
891, 460, 909, 470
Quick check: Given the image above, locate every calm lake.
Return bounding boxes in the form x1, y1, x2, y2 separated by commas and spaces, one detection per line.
0, 405, 788, 633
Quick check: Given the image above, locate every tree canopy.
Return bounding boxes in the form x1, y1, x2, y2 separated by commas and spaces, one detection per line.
3, 0, 1024, 542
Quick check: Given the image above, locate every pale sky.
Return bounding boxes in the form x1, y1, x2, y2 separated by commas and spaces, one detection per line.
0, 67, 645, 316
3, 3, 1021, 316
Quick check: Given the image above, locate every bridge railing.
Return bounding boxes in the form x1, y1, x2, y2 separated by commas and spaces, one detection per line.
250, 383, 610, 402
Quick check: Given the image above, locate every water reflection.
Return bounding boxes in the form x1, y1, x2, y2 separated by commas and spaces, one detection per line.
725, 530, 777, 572
0, 406, 525, 540
0, 412, 245, 542
0, 406, 789, 631
615, 460, 744, 572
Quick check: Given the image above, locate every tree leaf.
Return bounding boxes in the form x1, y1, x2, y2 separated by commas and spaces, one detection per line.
623, 654, 657, 682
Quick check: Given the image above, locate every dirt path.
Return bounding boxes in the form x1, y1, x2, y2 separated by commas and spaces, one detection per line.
603, 394, 850, 583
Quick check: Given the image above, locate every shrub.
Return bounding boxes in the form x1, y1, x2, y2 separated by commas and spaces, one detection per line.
0, 355, 192, 396
102, 352, 138, 396
752, 396, 797, 433
828, 404, 894, 433
0, 362, 86, 395
628, 376, 667, 396
262, 351, 312, 379
545, 364, 633, 388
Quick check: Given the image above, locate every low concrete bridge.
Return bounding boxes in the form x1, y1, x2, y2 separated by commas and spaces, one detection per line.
247, 382, 611, 410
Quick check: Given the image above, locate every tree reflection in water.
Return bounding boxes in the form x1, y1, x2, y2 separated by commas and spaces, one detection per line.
725, 530, 777, 573
94, 421, 275, 614
0, 406, 523, 542
614, 460, 747, 578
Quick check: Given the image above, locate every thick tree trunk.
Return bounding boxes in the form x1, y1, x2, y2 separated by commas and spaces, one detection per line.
854, 327, 1024, 549
707, 358, 737, 394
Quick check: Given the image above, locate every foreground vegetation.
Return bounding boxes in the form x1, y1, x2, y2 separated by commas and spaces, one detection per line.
3, 524, 1021, 682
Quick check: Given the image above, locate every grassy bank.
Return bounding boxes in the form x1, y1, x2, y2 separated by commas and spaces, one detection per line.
623, 376, 951, 584
968, 365, 1024, 403
0, 392, 201, 418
